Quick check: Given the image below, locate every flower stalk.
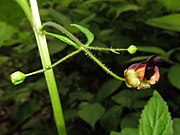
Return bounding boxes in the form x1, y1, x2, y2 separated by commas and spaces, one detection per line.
42, 22, 131, 81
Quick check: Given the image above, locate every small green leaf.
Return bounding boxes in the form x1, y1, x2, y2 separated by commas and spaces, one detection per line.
15, 89, 31, 104
15, 0, 32, 25
146, 14, 180, 32
96, 79, 122, 102
131, 100, 147, 109
44, 31, 79, 49
168, 64, 180, 89
0, 56, 10, 66
139, 91, 173, 135
121, 113, 140, 128
100, 106, 123, 131
173, 118, 180, 135
57, 0, 74, 9
15, 99, 39, 122
50, 9, 72, 26
0, 0, 24, 46
128, 56, 149, 63
48, 40, 67, 55
137, 0, 149, 6
110, 128, 138, 135
109, 4, 140, 18
166, 47, 180, 60
110, 131, 121, 135
78, 103, 105, 129
121, 128, 138, 135
80, 13, 96, 24
69, 91, 94, 103
138, 46, 166, 55
70, 24, 94, 46
64, 109, 78, 121
111, 90, 132, 108
158, 0, 180, 11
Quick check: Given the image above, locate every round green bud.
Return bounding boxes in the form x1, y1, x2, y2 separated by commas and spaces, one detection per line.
127, 45, 137, 54
10, 71, 26, 85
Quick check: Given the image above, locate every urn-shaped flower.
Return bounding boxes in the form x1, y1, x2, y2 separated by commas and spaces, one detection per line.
124, 55, 160, 90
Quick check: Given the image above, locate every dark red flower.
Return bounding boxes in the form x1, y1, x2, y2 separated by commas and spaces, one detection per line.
124, 55, 161, 90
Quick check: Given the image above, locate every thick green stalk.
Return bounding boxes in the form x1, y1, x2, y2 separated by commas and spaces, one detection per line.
29, 1, 67, 135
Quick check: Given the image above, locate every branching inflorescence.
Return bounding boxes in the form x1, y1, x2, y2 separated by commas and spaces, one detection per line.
10, 21, 138, 86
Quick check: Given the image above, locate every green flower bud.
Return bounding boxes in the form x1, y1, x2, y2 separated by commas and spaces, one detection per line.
10, 71, 26, 85
127, 45, 137, 54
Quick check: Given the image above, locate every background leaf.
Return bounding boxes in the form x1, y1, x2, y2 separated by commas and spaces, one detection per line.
110, 131, 121, 135
168, 65, 180, 89
146, 14, 180, 32
120, 113, 140, 129
120, 128, 138, 135
109, 4, 140, 18
68, 91, 94, 103
100, 105, 123, 131
111, 90, 132, 108
50, 9, 72, 27
96, 79, 122, 102
0, 0, 24, 46
78, 103, 105, 129
110, 128, 138, 135
139, 91, 173, 135
158, 0, 180, 11
138, 46, 166, 55
173, 118, 180, 135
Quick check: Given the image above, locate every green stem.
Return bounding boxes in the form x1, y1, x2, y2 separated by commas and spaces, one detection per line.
26, 69, 45, 77
43, 22, 84, 47
49, 49, 82, 69
29, 1, 67, 135
82, 48, 125, 81
26, 49, 82, 77
87, 46, 127, 52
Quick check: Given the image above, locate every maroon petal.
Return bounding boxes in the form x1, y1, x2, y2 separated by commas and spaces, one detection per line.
127, 63, 146, 81
134, 63, 146, 81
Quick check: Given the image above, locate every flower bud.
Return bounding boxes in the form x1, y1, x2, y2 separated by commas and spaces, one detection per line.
127, 45, 137, 54
10, 71, 26, 85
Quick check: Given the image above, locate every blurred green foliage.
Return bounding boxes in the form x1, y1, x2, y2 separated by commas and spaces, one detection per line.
0, 0, 180, 135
